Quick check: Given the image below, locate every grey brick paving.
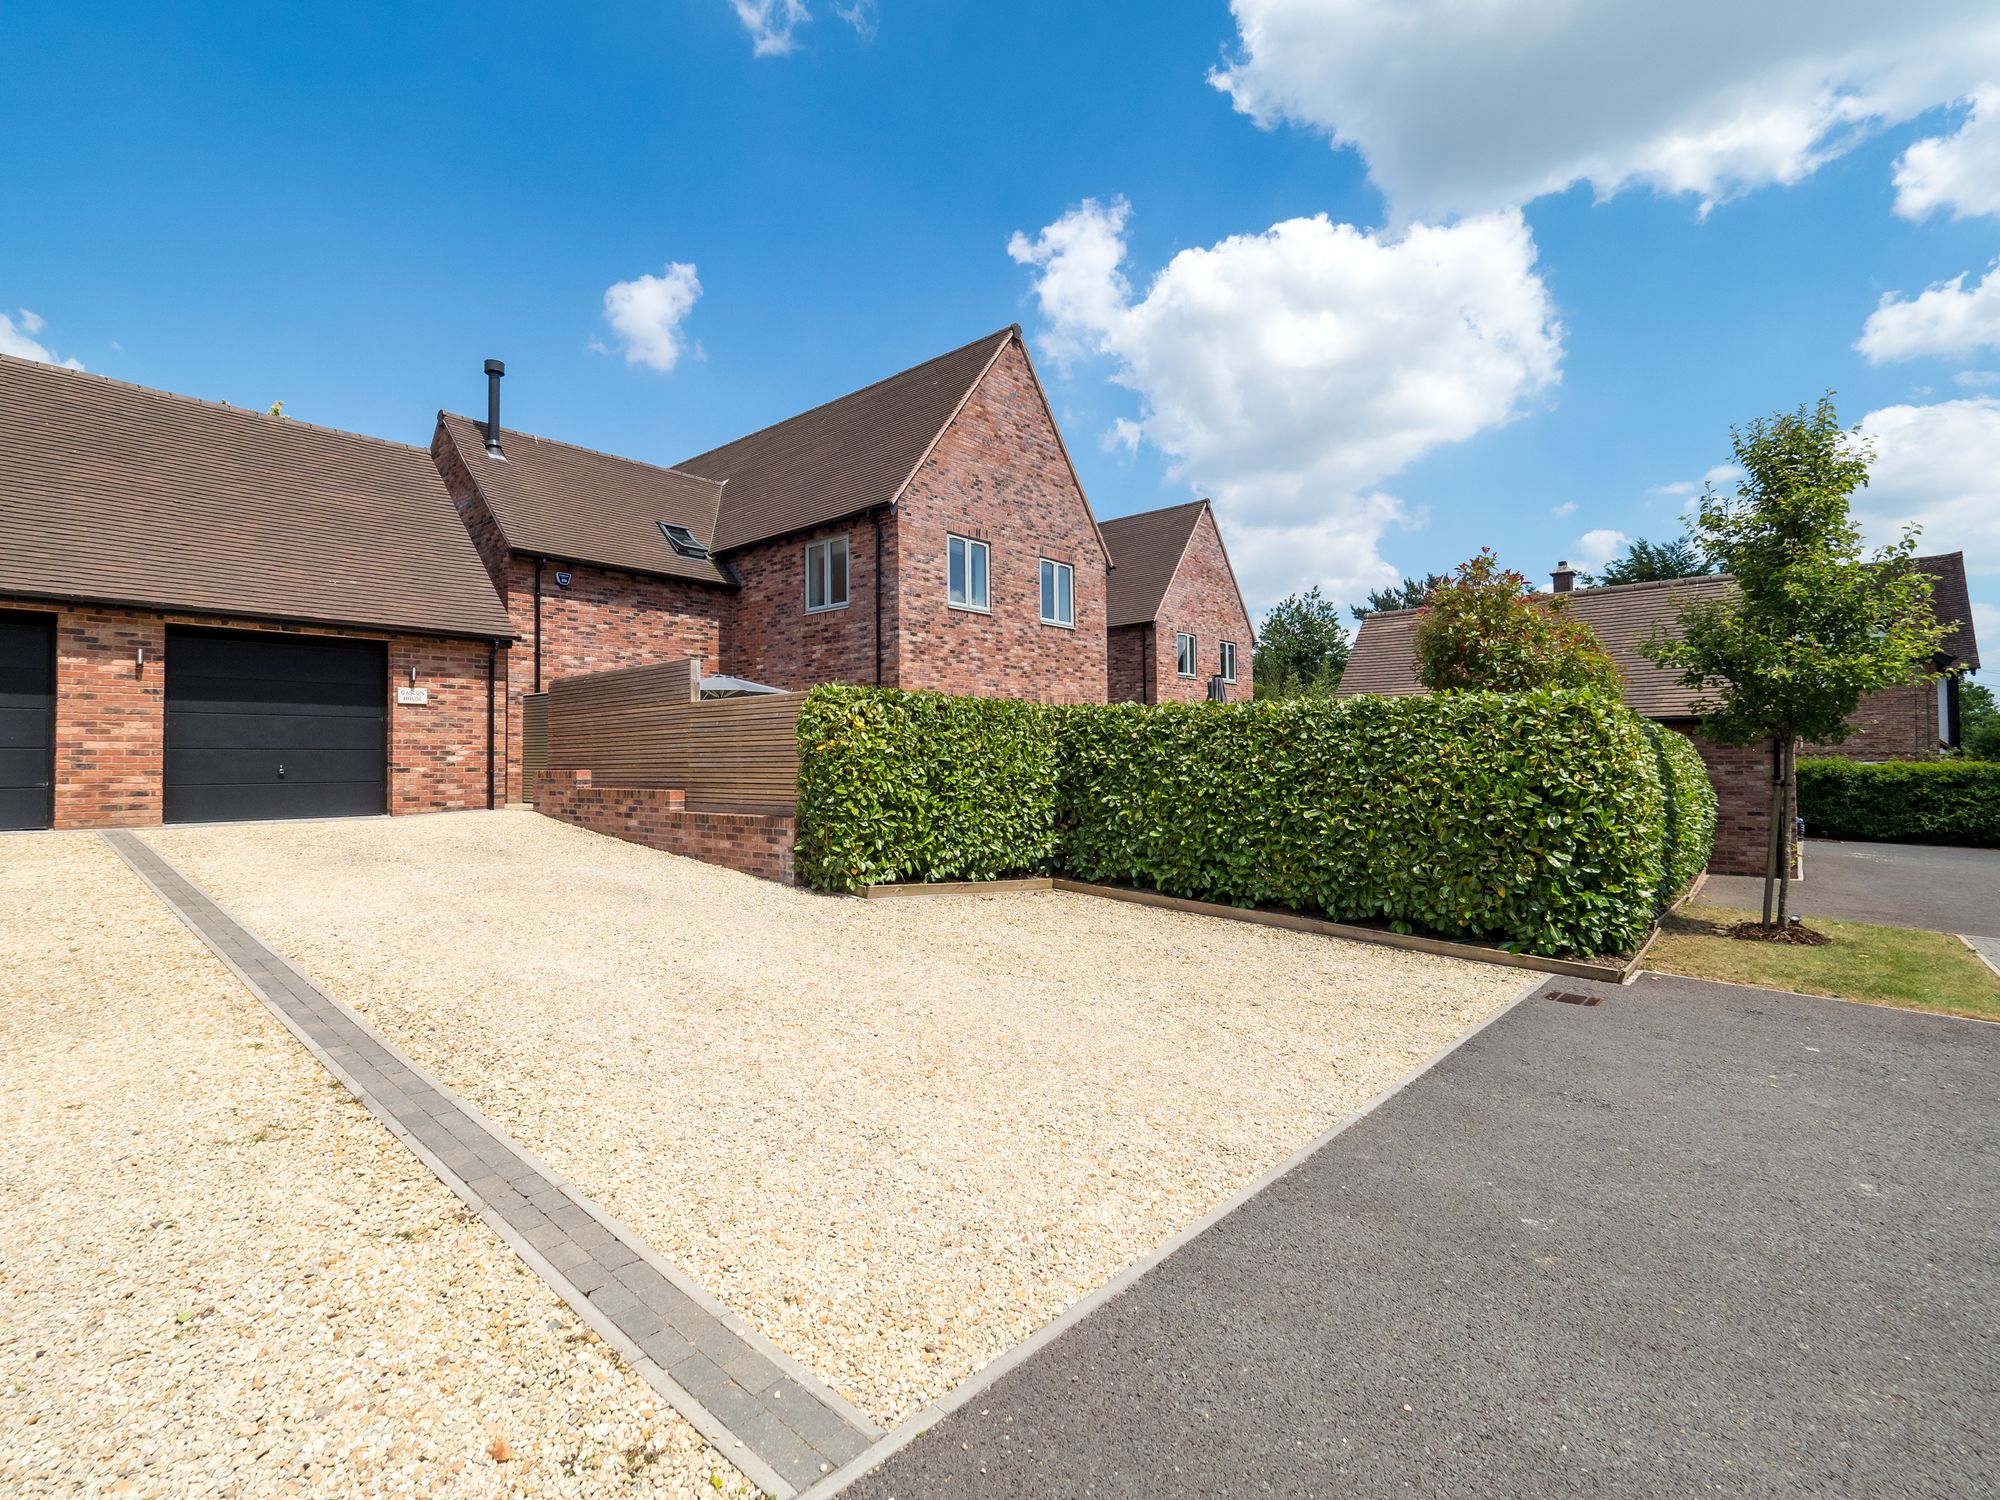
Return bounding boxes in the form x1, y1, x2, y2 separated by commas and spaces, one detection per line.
104, 830, 875, 1497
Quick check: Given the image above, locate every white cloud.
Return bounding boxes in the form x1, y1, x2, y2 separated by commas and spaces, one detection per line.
601, 263, 702, 373
731, 0, 808, 56
1704, 463, 1745, 487
1857, 260, 2000, 363
1647, 481, 1695, 497
1210, 0, 2000, 222
0, 308, 83, 370
1855, 397, 2000, 571
1574, 528, 1630, 569
1552, 500, 1579, 517
834, 1, 877, 39
1955, 369, 2000, 388
1895, 86, 2000, 219
1008, 197, 1562, 609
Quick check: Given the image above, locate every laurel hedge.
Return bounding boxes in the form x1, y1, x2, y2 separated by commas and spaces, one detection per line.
1797, 757, 2000, 847
794, 685, 1713, 956
1642, 719, 1719, 907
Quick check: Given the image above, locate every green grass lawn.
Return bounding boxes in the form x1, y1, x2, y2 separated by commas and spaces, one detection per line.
1646, 904, 2000, 1021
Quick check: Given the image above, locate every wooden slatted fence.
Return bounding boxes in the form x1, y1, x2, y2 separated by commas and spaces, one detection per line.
543, 658, 802, 812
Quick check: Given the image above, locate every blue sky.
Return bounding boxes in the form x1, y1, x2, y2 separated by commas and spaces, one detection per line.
3, 2, 1996, 656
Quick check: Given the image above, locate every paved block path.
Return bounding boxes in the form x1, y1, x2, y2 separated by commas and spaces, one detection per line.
106, 830, 875, 1498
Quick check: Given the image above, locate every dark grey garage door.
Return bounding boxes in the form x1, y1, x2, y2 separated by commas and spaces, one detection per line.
0, 612, 56, 830
165, 629, 386, 823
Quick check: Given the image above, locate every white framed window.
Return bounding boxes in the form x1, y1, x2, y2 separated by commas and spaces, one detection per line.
1175, 632, 1197, 677
805, 534, 850, 613
1219, 640, 1238, 683
1039, 558, 1074, 627
948, 534, 990, 612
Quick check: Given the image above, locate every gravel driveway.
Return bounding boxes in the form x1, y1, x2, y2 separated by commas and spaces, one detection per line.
148, 809, 1528, 1427
0, 834, 752, 1499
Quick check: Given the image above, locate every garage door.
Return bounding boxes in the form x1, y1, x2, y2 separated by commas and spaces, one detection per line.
0, 612, 55, 830
165, 629, 387, 823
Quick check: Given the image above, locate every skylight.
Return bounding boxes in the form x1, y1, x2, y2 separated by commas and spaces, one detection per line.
658, 522, 710, 560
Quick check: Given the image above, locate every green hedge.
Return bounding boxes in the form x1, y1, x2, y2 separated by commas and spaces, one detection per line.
1641, 721, 1719, 906
795, 685, 1064, 889
1798, 757, 2000, 847
796, 685, 1714, 956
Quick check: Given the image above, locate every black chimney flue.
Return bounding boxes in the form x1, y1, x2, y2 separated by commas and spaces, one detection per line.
483, 359, 506, 458
1551, 560, 1576, 594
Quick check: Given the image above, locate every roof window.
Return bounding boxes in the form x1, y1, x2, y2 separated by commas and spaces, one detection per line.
659, 522, 710, 559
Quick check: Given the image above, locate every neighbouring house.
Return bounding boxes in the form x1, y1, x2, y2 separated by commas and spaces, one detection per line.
434, 326, 1112, 802
1101, 499, 1254, 703
1338, 555, 1982, 875
0, 351, 514, 831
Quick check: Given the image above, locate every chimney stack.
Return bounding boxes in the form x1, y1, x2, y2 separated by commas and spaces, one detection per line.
482, 359, 506, 459
1551, 560, 1576, 594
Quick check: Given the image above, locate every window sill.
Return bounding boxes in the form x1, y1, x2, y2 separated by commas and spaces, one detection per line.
947, 601, 992, 616
1039, 617, 1075, 630
804, 601, 851, 615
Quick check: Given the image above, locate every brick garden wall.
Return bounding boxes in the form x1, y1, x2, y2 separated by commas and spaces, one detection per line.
1685, 725, 1800, 878
891, 339, 1109, 703
1147, 505, 1253, 704
535, 770, 795, 884
17, 597, 497, 829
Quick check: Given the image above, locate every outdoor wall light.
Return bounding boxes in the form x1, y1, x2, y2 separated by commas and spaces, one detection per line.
408, 665, 419, 685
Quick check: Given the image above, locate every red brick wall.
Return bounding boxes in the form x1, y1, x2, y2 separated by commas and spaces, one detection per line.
1805, 681, 1942, 760
720, 516, 893, 691
1685, 726, 1802, 878
431, 426, 512, 591
16, 597, 497, 829
890, 339, 1109, 703
1147, 505, 1254, 704
536, 770, 795, 884
1107, 623, 1150, 704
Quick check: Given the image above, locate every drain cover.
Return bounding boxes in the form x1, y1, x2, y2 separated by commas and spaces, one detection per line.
1545, 989, 1603, 1007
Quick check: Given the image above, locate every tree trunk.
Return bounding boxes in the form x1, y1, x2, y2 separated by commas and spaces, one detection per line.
1775, 734, 1797, 928
1761, 735, 1783, 927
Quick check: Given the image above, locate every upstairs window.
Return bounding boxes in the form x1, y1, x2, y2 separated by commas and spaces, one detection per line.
658, 522, 710, 560
805, 534, 850, 612
1039, 559, 1074, 627
1219, 640, 1238, 683
948, 534, 990, 612
1176, 632, 1197, 678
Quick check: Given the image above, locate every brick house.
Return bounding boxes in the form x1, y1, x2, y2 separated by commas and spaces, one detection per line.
0, 351, 514, 831
1337, 555, 1982, 875
1101, 500, 1254, 703
434, 326, 1112, 801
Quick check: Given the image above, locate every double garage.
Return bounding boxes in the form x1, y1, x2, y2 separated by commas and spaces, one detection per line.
2, 616, 392, 831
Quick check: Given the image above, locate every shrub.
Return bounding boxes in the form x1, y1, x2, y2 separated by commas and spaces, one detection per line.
797, 685, 1707, 956
1057, 692, 1667, 956
794, 685, 1064, 890
1641, 721, 1718, 906
1797, 758, 2000, 848
1414, 550, 1622, 697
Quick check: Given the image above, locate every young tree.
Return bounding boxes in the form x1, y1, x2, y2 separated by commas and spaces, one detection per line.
1960, 681, 2000, 760
1591, 533, 1715, 586
1414, 550, 1622, 695
1254, 587, 1351, 698
1643, 396, 1946, 930
1351, 573, 1451, 621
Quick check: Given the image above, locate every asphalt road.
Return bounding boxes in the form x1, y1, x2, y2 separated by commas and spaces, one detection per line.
1704, 840, 2000, 937
847, 975, 2000, 1499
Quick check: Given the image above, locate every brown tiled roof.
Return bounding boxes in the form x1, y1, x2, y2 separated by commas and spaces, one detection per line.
1101, 500, 1208, 628
436, 412, 731, 586
683, 328, 1015, 551
0, 353, 512, 639
1339, 553, 1980, 717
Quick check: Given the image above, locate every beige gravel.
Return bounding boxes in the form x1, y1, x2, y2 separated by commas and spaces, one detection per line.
0, 833, 753, 1499
151, 809, 1528, 1427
